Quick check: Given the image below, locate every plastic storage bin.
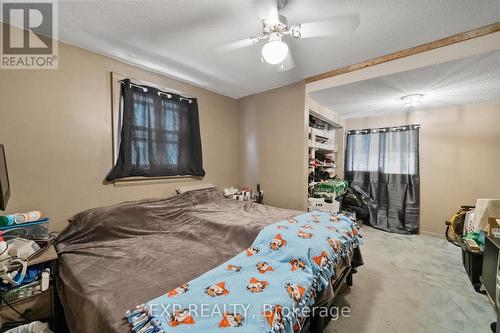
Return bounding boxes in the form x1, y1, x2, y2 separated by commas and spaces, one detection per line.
3, 321, 53, 333
308, 197, 340, 213
0, 218, 50, 239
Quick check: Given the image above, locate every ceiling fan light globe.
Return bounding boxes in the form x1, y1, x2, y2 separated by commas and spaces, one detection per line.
261, 40, 289, 65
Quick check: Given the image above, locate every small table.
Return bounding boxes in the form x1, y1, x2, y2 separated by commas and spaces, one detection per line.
459, 238, 483, 293
0, 244, 58, 330
482, 236, 500, 332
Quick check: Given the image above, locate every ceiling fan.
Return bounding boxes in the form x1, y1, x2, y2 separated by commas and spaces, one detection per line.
220, 0, 360, 71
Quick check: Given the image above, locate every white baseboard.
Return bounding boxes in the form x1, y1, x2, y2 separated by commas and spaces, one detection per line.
419, 230, 445, 239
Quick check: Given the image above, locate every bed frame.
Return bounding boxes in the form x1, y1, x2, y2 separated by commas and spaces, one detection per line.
51, 266, 356, 333
302, 266, 355, 333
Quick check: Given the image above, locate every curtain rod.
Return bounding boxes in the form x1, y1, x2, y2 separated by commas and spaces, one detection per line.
119, 79, 194, 104
347, 124, 420, 135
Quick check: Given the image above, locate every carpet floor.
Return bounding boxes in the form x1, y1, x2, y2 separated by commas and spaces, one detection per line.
326, 226, 495, 333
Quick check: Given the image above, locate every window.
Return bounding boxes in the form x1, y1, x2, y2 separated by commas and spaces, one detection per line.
106, 79, 205, 181
345, 126, 419, 175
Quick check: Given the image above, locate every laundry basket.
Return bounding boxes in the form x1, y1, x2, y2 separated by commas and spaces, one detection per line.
308, 197, 339, 213
4, 321, 53, 333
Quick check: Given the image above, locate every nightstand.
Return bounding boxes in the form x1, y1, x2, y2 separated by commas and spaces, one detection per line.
0, 244, 58, 331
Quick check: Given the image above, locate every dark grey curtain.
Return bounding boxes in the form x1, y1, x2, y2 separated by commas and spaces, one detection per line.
106, 79, 205, 181
345, 125, 420, 234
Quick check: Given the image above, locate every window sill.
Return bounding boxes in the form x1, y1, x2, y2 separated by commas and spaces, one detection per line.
112, 175, 203, 187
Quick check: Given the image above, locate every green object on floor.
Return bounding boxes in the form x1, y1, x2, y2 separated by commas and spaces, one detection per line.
462, 231, 485, 246
314, 179, 348, 199
0, 215, 14, 227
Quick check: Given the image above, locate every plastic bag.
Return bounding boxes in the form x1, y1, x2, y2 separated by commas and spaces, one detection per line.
5, 322, 53, 333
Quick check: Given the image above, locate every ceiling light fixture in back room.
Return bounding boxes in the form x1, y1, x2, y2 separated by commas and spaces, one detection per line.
401, 94, 423, 108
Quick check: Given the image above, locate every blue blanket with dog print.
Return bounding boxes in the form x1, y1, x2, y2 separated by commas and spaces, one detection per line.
126, 211, 361, 333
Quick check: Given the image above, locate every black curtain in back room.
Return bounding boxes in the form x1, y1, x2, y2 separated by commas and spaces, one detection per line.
345, 125, 420, 234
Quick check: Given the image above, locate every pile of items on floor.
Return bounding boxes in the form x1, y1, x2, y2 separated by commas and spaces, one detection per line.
224, 185, 264, 204
445, 199, 500, 292
446, 199, 500, 249
308, 179, 348, 214
309, 153, 337, 181
0, 211, 54, 333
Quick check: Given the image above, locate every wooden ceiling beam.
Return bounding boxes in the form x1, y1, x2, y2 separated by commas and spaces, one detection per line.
305, 22, 500, 84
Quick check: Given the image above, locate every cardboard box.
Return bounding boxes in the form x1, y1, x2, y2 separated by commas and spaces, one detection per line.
486, 217, 500, 237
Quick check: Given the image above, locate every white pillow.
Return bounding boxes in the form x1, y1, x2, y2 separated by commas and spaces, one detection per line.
176, 183, 215, 194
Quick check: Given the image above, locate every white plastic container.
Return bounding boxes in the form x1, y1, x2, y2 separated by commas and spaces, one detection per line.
308, 197, 340, 213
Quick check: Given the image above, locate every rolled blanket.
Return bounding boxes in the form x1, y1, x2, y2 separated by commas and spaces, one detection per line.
126, 211, 361, 333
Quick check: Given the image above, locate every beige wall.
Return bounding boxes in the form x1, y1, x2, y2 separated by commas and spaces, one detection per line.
344, 102, 500, 236
0, 38, 238, 231
335, 128, 346, 179
237, 82, 308, 211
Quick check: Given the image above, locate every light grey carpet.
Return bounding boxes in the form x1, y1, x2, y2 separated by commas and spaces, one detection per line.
326, 226, 495, 333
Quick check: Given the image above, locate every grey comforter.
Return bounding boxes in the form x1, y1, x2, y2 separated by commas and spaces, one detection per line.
55, 189, 300, 333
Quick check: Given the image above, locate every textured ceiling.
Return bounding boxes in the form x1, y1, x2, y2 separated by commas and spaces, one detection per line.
308, 50, 500, 118
52, 0, 500, 98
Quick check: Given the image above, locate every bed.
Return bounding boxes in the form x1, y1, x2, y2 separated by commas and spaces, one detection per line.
55, 188, 362, 333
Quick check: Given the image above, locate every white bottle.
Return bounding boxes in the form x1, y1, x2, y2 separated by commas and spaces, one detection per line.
0, 238, 8, 259
41, 268, 50, 292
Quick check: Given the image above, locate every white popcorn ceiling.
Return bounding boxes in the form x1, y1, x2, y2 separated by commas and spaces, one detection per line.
52, 0, 500, 98
308, 50, 500, 118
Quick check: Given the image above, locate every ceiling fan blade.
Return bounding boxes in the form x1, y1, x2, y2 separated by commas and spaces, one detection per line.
216, 38, 256, 52
298, 14, 360, 39
255, 0, 280, 24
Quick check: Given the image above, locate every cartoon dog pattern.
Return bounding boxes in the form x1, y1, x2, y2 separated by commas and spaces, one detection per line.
263, 305, 285, 333
166, 283, 190, 297
312, 251, 330, 271
256, 261, 274, 274
246, 277, 269, 293
169, 308, 195, 327
219, 313, 244, 328
289, 258, 306, 271
329, 215, 340, 223
297, 230, 313, 239
327, 237, 341, 253
204, 282, 229, 297
227, 264, 242, 272
246, 247, 260, 256
127, 212, 360, 333
284, 282, 305, 303
269, 234, 287, 250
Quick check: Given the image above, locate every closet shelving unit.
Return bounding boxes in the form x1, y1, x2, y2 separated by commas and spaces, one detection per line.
308, 111, 341, 183
307, 108, 343, 212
